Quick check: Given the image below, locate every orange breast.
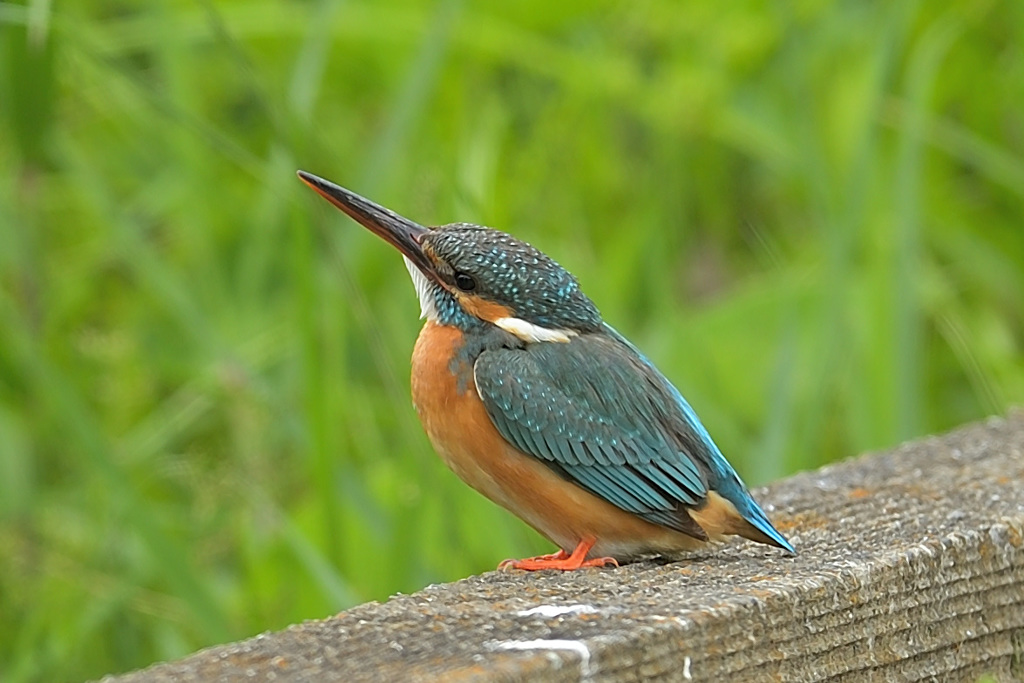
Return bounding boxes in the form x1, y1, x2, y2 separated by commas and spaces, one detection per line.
409, 321, 709, 560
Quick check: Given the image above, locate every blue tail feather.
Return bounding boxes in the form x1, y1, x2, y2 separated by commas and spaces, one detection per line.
603, 323, 795, 554
717, 476, 795, 553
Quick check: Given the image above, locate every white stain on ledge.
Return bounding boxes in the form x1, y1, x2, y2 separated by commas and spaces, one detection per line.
494, 639, 593, 678
516, 604, 598, 618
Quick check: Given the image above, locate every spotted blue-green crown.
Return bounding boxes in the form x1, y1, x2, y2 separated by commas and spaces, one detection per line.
425, 224, 603, 332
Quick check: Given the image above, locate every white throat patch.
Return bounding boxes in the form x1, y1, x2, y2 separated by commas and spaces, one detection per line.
403, 256, 438, 321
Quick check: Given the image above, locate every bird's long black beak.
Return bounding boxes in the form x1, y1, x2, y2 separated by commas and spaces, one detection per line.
297, 171, 434, 275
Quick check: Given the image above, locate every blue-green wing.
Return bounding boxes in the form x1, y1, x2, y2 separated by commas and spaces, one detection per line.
473, 334, 712, 539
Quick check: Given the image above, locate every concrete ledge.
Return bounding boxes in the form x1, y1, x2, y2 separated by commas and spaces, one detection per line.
101, 414, 1024, 682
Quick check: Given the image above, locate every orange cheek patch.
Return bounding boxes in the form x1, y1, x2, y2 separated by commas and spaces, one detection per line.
455, 293, 513, 324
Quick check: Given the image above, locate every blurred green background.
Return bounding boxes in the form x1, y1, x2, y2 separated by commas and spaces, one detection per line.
1, 0, 1022, 680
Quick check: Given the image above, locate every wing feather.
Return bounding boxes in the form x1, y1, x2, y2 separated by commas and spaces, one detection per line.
474, 333, 712, 538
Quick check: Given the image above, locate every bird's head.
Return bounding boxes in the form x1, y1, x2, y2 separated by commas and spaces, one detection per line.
298, 171, 602, 342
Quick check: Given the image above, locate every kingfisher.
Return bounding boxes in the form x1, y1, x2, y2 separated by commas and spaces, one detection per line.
297, 170, 795, 571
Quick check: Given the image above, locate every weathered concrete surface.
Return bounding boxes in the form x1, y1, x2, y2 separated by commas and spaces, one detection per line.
101, 414, 1024, 682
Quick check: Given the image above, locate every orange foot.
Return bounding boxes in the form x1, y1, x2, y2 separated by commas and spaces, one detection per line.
498, 536, 620, 571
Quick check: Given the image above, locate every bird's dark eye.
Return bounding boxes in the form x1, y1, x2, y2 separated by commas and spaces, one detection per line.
453, 272, 476, 292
